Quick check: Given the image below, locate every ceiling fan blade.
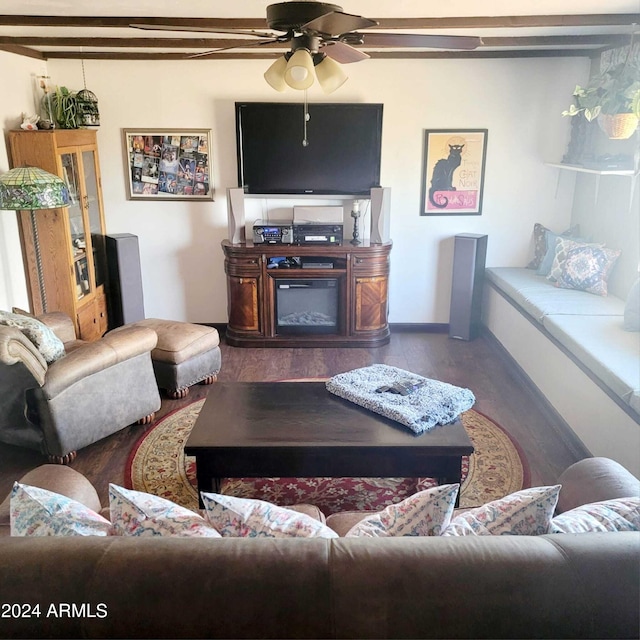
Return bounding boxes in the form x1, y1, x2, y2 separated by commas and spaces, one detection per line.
322, 41, 370, 64
302, 11, 377, 36
358, 33, 482, 50
187, 38, 283, 58
130, 23, 277, 39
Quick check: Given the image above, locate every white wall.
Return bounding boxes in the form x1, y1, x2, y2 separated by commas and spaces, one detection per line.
0, 51, 49, 311
1, 53, 589, 322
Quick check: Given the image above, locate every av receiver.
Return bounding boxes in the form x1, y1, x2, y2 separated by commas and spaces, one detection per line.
293, 223, 343, 245
252, 220, 293, 244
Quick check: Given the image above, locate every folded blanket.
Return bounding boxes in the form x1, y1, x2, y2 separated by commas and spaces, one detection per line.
326, 364, 475, 435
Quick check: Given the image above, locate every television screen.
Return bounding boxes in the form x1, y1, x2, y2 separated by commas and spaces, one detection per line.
235, 102, 383, 195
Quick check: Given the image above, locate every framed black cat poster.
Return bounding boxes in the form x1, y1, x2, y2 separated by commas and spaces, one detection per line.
420, 129, 488, 216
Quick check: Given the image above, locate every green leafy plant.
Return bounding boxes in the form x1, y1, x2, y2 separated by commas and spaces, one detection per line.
562, 60, 640, 122
45, 86, 78, 129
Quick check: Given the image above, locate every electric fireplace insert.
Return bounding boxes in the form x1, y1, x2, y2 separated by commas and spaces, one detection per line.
275, 278, 339, 334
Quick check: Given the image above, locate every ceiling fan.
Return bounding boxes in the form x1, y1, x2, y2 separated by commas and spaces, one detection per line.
131, 1, 482, 93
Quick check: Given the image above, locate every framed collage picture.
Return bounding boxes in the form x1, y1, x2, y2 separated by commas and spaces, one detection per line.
122, 129, 214, 201
420, 129, 488, 216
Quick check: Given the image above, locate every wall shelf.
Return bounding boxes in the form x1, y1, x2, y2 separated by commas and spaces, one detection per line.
546, 162, 638, 211
545, 162, 637, 176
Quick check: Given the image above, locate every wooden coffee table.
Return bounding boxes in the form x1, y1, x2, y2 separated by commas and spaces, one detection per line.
185, 382, 474, 507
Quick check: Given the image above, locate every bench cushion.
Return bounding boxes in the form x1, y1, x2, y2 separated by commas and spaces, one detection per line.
542, 314, 640, 413
486, 268, 625, 321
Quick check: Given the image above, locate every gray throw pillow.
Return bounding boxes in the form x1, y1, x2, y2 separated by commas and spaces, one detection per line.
0, 310, 65, 363
527, 223, 579, 271
537, 229, 590, 277
624, 280, 640, 332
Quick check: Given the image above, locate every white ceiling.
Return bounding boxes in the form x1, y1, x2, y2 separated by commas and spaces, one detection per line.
1, 0, 638, 59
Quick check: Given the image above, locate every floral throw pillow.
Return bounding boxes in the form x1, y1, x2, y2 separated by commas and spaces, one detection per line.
554, 244, 621, 296
10, 482, 112, 536
0, 310, 65, 363
345, 484, 459, 537
201, 492, 338, 538
441, 485, 561, 536
108, 484, 220, 537
546, 237, 604, 283
551, 497, 640, 533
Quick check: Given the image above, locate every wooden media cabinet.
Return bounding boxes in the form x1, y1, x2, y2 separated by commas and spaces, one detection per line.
222, 240, 391, 347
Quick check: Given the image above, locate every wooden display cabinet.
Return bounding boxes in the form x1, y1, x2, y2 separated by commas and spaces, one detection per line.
222, 240, 391, 347
9, 130, 109, 340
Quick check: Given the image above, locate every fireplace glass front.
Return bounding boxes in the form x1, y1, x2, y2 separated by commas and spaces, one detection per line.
275, 279, 339, 334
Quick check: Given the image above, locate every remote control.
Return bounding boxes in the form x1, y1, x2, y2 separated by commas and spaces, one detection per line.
375, 378, 426, 396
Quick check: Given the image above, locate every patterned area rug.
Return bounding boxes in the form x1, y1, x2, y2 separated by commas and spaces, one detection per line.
126, 399, 529, 514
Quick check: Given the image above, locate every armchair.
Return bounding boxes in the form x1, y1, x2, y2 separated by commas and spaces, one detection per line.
0, 312, 161, 463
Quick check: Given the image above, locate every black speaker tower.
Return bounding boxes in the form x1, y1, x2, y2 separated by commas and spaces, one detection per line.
106, 233, 145, 329
449, 233, 488, 341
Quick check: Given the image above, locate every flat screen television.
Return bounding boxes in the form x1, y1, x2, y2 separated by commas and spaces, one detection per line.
235, 102, 383, 195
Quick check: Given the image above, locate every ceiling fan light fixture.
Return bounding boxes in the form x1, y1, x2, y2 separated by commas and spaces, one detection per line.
284, 48, 315, 90
264, 55, 289, 92
314, 54, 348, 94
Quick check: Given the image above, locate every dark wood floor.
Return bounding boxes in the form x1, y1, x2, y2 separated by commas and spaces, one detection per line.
0, 330, 586, 507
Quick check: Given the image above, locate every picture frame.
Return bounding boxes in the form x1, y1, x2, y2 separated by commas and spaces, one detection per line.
122, 128, 214, 201
420, 129, 488, 216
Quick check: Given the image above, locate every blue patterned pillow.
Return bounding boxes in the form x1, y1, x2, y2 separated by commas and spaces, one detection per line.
554, 244, 621, 296
537, 230, 593, 276
527, 223, 580, 271
546, 237, 604, 282
0, 310, 65, 363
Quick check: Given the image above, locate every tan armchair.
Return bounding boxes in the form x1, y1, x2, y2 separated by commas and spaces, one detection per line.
0, 312, 161, 463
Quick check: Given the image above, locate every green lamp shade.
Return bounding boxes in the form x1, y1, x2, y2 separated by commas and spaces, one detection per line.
0, 166, 70, 210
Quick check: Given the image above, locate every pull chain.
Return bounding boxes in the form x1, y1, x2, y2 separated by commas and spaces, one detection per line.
81, 57, 87, 89
302, 89, 309, 147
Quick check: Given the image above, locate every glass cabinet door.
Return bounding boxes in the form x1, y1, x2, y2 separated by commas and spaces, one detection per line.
61, 152, 90, 301
82, 149, 106, 289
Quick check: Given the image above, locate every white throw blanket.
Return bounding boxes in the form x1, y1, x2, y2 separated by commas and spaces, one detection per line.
326, 364, 475, 435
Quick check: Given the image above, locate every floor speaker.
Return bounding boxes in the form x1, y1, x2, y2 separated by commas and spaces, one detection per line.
370, 187, 391, 244
227, 187, 246, 244
449, 233, 488, 341
106, 233, 145, 329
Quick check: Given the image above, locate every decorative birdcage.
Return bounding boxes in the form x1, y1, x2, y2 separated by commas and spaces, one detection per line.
75, 88, 100, 127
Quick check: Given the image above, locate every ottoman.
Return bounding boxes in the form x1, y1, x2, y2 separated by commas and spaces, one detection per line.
132, 319, 221, 398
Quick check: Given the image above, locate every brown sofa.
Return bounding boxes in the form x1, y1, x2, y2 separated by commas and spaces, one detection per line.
0, 457, 638, 639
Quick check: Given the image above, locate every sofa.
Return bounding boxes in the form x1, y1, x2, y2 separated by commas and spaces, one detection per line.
0, 457, 638, 639
483, 266, 640, 476
0, 311, 161, 462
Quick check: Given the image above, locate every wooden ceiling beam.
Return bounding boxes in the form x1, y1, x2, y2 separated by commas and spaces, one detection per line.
0, 34, 630, 49
0, 43, 44, 59
0, 14, 638, 29
41, 49, 599, 61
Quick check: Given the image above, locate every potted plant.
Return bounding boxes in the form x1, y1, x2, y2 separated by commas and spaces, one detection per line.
50, 87, 78, 129
562, 55, 640, 140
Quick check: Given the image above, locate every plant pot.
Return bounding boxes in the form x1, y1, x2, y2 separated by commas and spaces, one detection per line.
597, 113, 639, 140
